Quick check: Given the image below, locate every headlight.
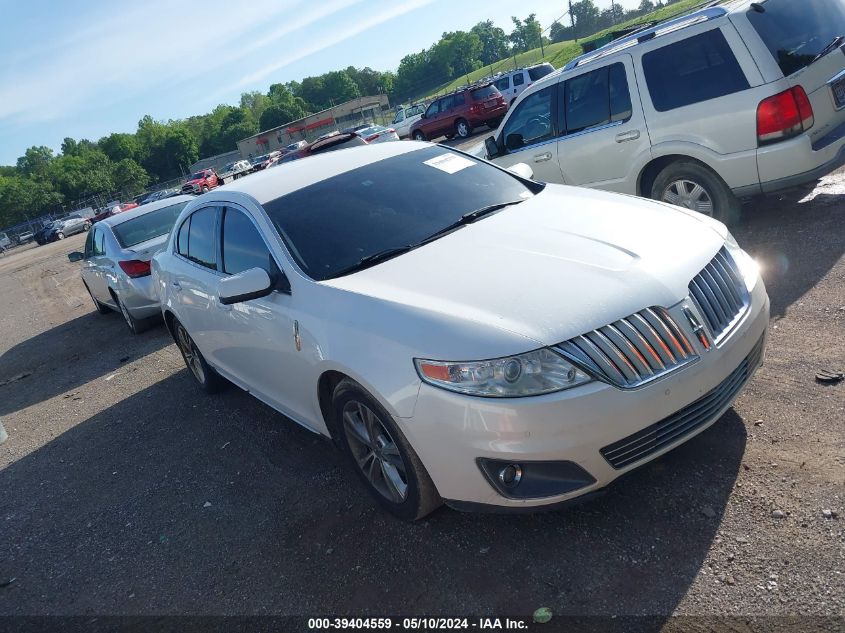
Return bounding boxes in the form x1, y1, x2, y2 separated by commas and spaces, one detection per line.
415, 348, 592, 398
725, 231, 760, 292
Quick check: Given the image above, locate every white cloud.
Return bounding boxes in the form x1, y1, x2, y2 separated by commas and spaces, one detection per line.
235, 0, 435, 88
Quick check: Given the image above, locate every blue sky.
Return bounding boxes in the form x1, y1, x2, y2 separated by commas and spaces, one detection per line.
0, 0, 641, 166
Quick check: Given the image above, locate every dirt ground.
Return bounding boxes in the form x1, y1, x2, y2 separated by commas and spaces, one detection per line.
0, 169, 842, 625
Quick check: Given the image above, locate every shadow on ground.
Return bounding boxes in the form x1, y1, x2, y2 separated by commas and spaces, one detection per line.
0, 367, 747, 617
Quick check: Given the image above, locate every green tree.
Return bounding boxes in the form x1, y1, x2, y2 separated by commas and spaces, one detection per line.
510, 14, 543, 54
16, 146, 54, 180
570, 0, 600, 37
471, 21, 510, 65
99, 132, 140, 163
111, 158, 149, 196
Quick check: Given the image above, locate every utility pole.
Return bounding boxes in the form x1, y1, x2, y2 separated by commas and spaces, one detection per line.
611, 0, 617, 25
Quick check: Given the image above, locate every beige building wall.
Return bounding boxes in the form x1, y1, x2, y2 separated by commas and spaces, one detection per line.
236, 94, 390, 159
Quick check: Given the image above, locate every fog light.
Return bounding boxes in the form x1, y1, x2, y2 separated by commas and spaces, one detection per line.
498, 464, 522, 488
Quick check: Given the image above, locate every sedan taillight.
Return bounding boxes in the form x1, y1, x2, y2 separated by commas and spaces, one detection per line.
119, 259, 151, 278
365, 134, 380, 142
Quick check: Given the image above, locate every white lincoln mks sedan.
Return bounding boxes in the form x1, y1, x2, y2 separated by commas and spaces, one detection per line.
153, 141, 769, 520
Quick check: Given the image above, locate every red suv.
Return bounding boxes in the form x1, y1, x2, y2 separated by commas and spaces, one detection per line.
410, 84, 508, 142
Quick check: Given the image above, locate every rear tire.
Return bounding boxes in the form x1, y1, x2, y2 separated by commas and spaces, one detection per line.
455, 118, 472, 139
172, 318, 224, 394
413, 130, 426, 142
83, 222, 91, 231
651, 160, 740, 225
332, 379, 441, 521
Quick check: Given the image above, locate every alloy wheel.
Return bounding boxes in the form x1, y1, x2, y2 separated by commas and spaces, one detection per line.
175, 324, 206, 384
342, 400, 409, 503
457, 121, 469, 137
661, 179, 714, 216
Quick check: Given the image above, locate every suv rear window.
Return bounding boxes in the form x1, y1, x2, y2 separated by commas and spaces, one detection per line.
747, 0, 845, 77
470, 85, 499, 100
642, 29, 750, 112
528, 64, 554, 81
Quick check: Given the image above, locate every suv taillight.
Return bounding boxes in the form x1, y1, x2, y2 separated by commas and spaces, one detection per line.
757, 87, 814, 145
469, 103, 482, 115
119, 259, 151, 278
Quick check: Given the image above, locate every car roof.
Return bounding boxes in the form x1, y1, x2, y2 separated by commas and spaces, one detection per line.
212, 142, 428, 205
562, 3, 739, 72
101, 195, 195, 228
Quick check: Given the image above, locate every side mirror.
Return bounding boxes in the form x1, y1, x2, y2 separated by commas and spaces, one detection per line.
505, 133, 524, 151
218, 267, 273, 305
484, 136, 500, 159
507, 163, 534, 180
67, 252, 84, 263
420, 112, 427, 120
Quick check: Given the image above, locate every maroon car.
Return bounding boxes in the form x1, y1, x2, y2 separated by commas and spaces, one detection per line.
275, 132, 368, 166
410, 83, 508, 142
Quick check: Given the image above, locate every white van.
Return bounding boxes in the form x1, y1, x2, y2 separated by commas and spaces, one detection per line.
391, 103, 427, 139
492, 63, 555, 105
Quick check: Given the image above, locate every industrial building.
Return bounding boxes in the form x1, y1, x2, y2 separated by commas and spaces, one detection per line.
236, 94, 390, 159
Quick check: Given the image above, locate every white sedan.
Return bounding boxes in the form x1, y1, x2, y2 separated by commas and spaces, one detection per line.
68, 196, 194, 333
152, 142, 769, 520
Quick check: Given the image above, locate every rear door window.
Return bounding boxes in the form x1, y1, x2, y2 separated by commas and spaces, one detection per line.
747, 0, 845, 77
513, 73, 525, 87
642, 29, 750, 112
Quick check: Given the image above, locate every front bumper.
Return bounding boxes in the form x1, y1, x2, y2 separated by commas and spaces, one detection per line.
400, 279, 769, 509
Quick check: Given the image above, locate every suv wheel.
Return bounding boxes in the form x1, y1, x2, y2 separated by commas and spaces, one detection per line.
651, 161, 740, 225
57, 232, 65, 240
332, 378, 441, 521
413, 130, 426, 141
455, 119, 472, 139
201, 185, 209, 193
172, 318, 224, 394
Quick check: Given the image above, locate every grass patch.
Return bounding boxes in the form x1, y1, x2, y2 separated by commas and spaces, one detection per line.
413, 0, 716, 102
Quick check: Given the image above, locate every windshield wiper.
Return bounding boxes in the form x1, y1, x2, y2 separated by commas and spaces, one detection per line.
811, 36, 844, 66
332, 200, 526, 278
417, 199, 526, 245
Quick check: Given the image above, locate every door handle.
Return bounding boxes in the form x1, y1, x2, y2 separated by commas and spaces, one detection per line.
615, 129, 641, 143
533, 152, 553, 163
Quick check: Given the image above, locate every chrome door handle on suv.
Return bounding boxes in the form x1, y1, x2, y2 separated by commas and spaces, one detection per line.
533, 152, 553, 163
615, 130, 641, 143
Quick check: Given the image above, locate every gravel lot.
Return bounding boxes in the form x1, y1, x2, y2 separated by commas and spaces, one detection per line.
0, 165, 842, 624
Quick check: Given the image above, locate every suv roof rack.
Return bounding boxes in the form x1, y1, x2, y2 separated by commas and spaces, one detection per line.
563, 2, 726, 71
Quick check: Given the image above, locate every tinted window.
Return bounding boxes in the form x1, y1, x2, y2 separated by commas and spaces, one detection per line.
513, 73, 525, 87
186, 207, 217, 269
83, 229, 94, 258
311, 135, 367, 155
112, 202, 188, 248
393, 111, 405, 123
471, 85, 499, 100
495, 77, 510, 90
747, 0, 845, 76
262, 146, 535, 281
221, 209, 274, 276
609, 63, 633, 122
425, 101, 440, 117
643, 29, 750, 112
92, 228, 106, 256
440, 95, 454, 110
502, 86, 556, 151
528, 64, 554, 81
564, 66, 611, 133
177, 217, 190, 256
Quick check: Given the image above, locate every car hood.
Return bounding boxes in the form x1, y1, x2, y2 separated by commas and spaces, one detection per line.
322, 185, 727, 348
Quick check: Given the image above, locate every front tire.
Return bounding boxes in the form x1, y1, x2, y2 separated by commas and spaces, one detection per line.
172, 318, 224, 394
201, 185, 209, 193
455, 118, 472, 139
332, 379, 441, 521
650, 160, 740, 225
83, 222, 91, 231
57, 232, 65, 240
413, 130, 426, 142
84, 283, 110, 315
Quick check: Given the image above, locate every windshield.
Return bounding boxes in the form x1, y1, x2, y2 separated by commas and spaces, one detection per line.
748, 0, 845, 76
528, 64, 554, 81
111, 202, 189, 248
190, 172, 206, 180
262, 146, 535, 281
470, 85, 499, 100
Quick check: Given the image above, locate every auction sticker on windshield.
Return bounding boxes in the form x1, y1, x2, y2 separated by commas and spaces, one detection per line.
423, 153, 476, 174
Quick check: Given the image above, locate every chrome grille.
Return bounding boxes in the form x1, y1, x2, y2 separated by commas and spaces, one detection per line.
689, 247, 749, 344
601, 334, 765, 469
556, 307, 698, 389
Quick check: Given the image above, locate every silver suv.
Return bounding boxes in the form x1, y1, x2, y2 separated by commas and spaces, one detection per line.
484, 0, 845, 223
